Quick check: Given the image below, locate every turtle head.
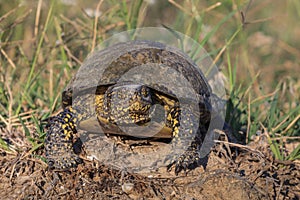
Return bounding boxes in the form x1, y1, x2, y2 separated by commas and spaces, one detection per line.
103, 83, 154, 125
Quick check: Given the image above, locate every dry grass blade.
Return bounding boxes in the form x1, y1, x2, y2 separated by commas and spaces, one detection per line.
0, 48, 16, 69
91, 0, 104, 52
271, 114, 297, 134
34, 0, 43, 36
0, 114, 8, 127
59, 14, 89, 34
251, 89, 279, 104
213, 139, 265, 158
5, 81, 13, 132
0, 6, 18, 23
204, 2, 222, 13
168, 0, 191, 14
269, 136, 300, 141
53, 18, 82, 65
246, 93, 251, 143
1, 9, 33, 31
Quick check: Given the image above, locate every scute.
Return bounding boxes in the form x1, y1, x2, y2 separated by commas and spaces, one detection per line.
63, 40, 212, 107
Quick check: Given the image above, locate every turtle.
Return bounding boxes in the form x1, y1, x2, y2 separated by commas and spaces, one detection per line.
44, 40, 218, 175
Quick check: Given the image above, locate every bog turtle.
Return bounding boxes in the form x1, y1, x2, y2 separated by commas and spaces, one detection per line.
45, 40, 216, 175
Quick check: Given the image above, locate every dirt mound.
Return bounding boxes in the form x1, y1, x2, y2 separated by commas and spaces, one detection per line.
0, 133, 299, 199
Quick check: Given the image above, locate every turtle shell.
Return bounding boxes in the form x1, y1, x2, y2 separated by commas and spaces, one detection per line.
62, 40, 212, 108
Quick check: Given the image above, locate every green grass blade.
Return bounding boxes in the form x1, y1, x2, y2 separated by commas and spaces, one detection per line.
16, 0, 55, 114
287, 144, 300, 161
0, 137, 11, 151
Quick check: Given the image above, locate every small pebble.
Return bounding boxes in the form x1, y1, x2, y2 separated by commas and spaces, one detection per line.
122, 182, 134, 194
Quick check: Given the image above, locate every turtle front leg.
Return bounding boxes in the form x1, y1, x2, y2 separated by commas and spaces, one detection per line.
45, 107, 82, 170
168, 136, 203, 175
166, 103, 209, 175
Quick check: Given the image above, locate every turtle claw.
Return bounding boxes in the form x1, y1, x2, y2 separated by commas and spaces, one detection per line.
47, 154, 82, 171
167, 149, 200, 175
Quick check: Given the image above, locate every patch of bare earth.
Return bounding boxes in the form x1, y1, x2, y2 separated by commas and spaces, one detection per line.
0, 129, 299, 200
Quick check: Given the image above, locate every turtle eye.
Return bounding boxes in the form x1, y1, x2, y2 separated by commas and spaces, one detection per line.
140, 86, 149, 98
